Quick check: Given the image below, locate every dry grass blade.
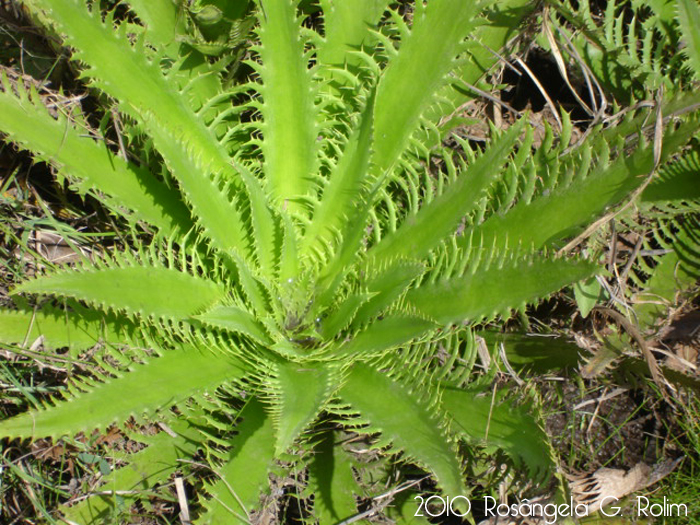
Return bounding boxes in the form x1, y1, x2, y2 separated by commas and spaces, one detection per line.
552, 18, 609, 121
175, 477, 191, 524
543, 10, 595, 117
512, 55, 563, 131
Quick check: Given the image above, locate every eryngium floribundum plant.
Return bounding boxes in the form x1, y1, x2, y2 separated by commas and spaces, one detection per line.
1, 0, 698, 522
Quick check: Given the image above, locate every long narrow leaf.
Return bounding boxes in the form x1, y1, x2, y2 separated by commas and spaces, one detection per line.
0, 81, 192, 235
372, 0, 481, 175
423, 0, 533, 139
406, 257, 597, 325
0, 308, 122, 351
302, 90, 375, 259
369, 121, 524, 266
463, 121, 696, 252
270, 360, 332, 454
308, 431, 359, 524
234, 161, 279, 278
126, 0, 183, 48
317, 0, 391, 88
0, 345, 248, 439
255, 0, 319, 213
198, 400, 275, 524
14, 265, 226, 321
441, 387, 553, 478
25, 0, 251, 256
339, 364, 466, 498
352, 260, 425, 327
338, 314, 436, 357
677, 0, 700, 79
193, 305, 272, 345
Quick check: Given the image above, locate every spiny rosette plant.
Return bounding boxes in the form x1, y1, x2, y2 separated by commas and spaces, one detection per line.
1, 0, 700, 523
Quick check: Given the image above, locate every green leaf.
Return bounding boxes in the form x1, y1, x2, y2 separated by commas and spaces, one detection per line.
98, 459, 111, 476
198, 400, 275, 524
320, 292, 374, 339
142, 119, 250, 258
0, 308, 122, 350
372, 0, 481, 175
194, 305, 272, 345
352, 259, 426, 327
574, 277, 604, 318
228, 254, 271, 317
25, 0, 251, 257
315, 199, 373, 310
256, 0, 319, 213
0, 345, 248, 439
464, 118, 697, 252
479, 330, 582, 373
233, 161, 279, 279
0, 81, 192, 235
279, 213, 300, 282
308, 431, 359, 524
339, 314, 437, 357
677, 0, 700, 79
271, 360, 331, 454
340, 363, 466, 498
387, 493, 434, 525
406, 256, 597, 325
303, 89, 375, 259
645, 0, 677, 26
441, 386, 554, 478
317, 0, 390, 77
423, 0, 533, 139
634, 216, 700, 327
126, 0, 184, 48
369, 121, 523, 266
14, 265, 226, 321
641, 150, 700, 205
77, 452, 101, 464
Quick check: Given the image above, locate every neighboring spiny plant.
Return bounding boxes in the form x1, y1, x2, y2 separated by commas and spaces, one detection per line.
1, 0, 700, 523
548, 0, 700, 323
547, 0, 695, 104
630, 0, 700, 324
556, 0, 700, 385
